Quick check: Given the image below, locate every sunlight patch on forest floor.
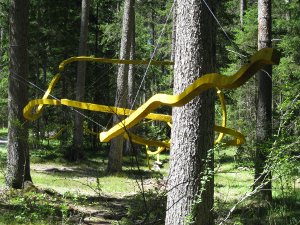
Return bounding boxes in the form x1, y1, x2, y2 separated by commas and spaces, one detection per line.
0, 145, 299, 224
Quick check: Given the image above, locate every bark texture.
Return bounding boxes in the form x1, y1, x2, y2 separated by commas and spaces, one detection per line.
73, 0, 90, 161
6, 0, 32, 188
127, 3, 135, 108
165, 1, 216, 224
107, 0, 135, 173
254, 0, 272, 201
125, 6, 135, 155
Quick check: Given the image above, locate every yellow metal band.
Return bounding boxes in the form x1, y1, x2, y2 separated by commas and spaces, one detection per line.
22, 48, 280, 151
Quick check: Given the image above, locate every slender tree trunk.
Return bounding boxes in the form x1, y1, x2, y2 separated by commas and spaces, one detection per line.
254, 0, 272, 201
171, 1, 176, 63
0, 28, 3, 67
125, 5, 135, 155
92, 2, 100, 150
240, 0, 247, 27
107, 0, 135, 173
165, 1, 216, 224
73, 0, 90, 161
128, 9, 135, 108
6, 0, 32, 189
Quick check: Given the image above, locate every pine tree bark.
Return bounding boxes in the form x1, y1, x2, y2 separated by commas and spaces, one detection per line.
165, 1, 216, 224
6, 0, 32, 188
73, 0, 90, 161
125, 5, 136, 155
254, 0, 272, 201
107, 0, 135, 173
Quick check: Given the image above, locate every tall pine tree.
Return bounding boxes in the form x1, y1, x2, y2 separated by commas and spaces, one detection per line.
165, 0, 216, 224
6, 0, 32, 188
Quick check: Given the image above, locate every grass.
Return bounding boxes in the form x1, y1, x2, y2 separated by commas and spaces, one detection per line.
0, 127, 7, 137
214, 147, 300, 225
0, 135, 299, 224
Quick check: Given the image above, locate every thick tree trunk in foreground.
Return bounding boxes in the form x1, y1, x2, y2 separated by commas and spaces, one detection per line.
254, 0, 273, 201
73, 0, 90, 161
165, 1, 216, 225
107, 0, 135, 173
6, 0, 32, 188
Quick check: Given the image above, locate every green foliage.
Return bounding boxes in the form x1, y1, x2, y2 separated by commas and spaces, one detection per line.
186, 148, 215, 225
0, 189, 71, 224
270, 0, 300, 201
119, 190, 167, 225
233, 5, 258, 54
0, 0, 299, 223
0, 76, 8, 126
0, 0, 9, 127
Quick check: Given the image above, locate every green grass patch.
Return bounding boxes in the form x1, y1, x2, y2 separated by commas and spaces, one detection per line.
0, 127, 7, 137
0, 142, 299, 224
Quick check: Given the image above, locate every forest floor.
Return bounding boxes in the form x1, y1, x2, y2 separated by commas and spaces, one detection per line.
0, 138, 299, 224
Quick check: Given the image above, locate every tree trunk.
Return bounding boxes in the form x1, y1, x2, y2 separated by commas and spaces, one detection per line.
73, 0, 90, 161
125, 5, 136, 155
6, 0, 32, 189
240, 0, 247, 27
171, 1, 176, 63
0, 28, 3, 67
107, 0, 135, 173
165, 1, 216, 225
254, 0, 272, 201
128, 8, 135, 108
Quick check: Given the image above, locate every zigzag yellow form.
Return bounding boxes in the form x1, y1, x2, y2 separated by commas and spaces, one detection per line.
23, 48, 280, 151
99, 48, 280, 144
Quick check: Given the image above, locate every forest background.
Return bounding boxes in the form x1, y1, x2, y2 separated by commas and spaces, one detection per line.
0, 0, 299, 224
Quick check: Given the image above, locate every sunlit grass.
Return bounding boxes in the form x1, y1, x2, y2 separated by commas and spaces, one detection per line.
0, 140, 299, 224
0, 127, 7, 136
30, 165, 139, 196
215, 147, 254, 203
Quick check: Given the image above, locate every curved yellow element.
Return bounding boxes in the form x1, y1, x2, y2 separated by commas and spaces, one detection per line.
122, 87, 229, 154
24, 98, 172, 123
23, 48, 280, 152
100, 48, 280, 142
58, 57, 174, 72
46, 126, 66, 140
215, 88, 226, 144
24, 57, 173, 121
124, 132, 170, 148
44, 124, 99, 140
27, 89, 229, 148
28, 74, 61, 121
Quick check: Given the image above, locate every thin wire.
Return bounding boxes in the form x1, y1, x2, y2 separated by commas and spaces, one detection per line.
201, 0, 248, 58
226, 49, 247, 58
202, 0, 233, 45
201, 0, 275, 81
11, 72, 59, 100
9, 72, 107, 130
130, 1, 175, 110
260, 68, 272, 79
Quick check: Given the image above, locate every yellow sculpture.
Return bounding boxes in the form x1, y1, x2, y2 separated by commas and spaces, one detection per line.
23, 48, 280, 161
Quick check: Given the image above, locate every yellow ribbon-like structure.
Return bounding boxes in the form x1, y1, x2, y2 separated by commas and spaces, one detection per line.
23, 48, 280, 159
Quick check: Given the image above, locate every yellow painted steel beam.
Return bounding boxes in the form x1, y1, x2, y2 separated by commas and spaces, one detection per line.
100, 48, 280, 142
24, 87, 229, 149
23, 98, 172, 123
24, 57, 173, 121
58, 57, 174, 72
22, 48, 280, 151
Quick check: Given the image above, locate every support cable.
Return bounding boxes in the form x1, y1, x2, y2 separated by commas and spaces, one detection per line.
130, 1, 175, 110
201, 0, 248, 58
10, 72, 107, 130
